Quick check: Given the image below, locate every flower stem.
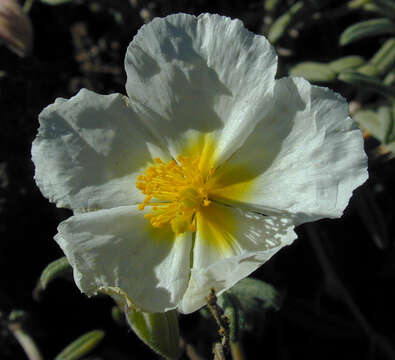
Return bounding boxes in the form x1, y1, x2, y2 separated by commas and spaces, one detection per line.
206, 288, 231, 359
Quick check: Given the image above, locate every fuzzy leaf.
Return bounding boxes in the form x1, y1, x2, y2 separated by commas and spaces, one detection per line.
370, 38, 395, 75
36, 257, 71, 293
126, 310, 181, 360
268, 1, 304, 43
338, 71, 395, 97
228, 278, 283, 311
329, 56, 365, 72
216, 278, 283, 342
340, 18, 395, 46
264, 0, 281, 12
55, 330, 104, 360
356, 64, 381, 77
384, 70, 395, 85
371, 0, 395, 18
290, 62, 337, 82
348, 0, 370, 9
353, 109, 383, 140
379, 105, 395, 143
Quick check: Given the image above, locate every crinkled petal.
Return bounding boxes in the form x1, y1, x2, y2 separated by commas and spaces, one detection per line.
178, 203, 296, 313
32, 88, 169, 212
125, 13, 277, 165
55, 206, 192, 313
209, 77, 368, 224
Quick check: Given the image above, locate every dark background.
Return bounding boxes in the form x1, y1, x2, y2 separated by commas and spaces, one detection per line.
1, 0, 395, 359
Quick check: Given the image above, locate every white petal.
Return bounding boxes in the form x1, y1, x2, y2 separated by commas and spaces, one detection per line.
209, 77, 368, 224
178, 203, 296, 313
55, 206, 192, 313
125, 13, 277, 164
32, 88, 169, 212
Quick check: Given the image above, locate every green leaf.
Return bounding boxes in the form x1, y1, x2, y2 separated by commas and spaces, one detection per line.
371, 0, 395, 18
126, 310, 181, 360
338, 71, 395, 97
348, 0, 370, 9
340, 18, 395, 46
111, 306, 126, 326
384, 70, 395, 85
379, 105, 395, 143
39, 0, 73, 4
353, 109, 383, 140
264, 0, 281, 12
55, 330, 105, 360
290, 62, 337, 82
363, 3, 389, 16
35, 257, 71, 298
370, 38, 395, 75
228, 278, 283, 310
268, 1, 304, 43
356, 64, 381, 76
329, 56, 365, 72
215, 278, 283, 342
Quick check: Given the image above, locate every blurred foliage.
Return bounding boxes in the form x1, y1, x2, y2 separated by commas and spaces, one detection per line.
276, 0, 395, 158
54, 330, 105, 360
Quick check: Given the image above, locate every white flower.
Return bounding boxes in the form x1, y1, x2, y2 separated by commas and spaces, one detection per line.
32, 13, 368, 314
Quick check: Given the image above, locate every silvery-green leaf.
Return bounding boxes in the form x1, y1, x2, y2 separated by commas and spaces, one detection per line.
264, 0, 281, 12
216, 278, 283, 341
55, 330, 104, 360
371, 0, 395, 18
228, 278, 283, 310
348, 0, 371, 9
384, 70, 395, 85
379, 105, 395, 143
356, 64, 381, 77
353, 109, 383, 140
268, 1, 304, 43
35, 257, 71, 297
290, 62, 336, 82
370, 38, 395, 75
329, 56, 365, 73
126, 310, 181, 360
340, 18, 395, 46
338, 71, 395, 97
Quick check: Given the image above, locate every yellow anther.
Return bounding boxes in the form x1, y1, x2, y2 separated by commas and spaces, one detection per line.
136, 155, 215, 235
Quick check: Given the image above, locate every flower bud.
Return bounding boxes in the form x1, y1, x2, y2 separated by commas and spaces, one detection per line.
0, 0, 33, 57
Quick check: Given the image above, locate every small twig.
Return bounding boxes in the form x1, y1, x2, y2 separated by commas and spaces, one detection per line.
8, 323, 43, 360
206, 288, 231, 360
230, 342, 246, 360
213, 343, 226, 360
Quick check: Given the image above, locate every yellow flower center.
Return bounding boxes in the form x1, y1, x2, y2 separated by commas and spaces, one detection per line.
136, 156, 214, 235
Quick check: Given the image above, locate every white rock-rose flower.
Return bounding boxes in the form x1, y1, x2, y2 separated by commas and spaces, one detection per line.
32, 13, 368, 314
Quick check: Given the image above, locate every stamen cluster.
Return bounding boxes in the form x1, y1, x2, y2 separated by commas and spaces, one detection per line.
136, 156, 213, 235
